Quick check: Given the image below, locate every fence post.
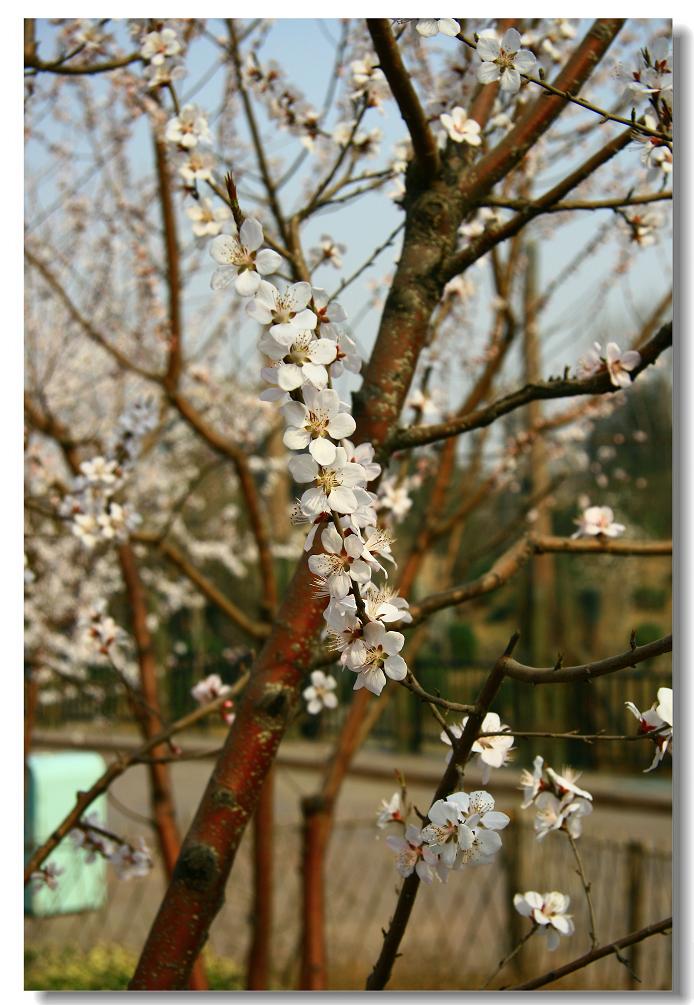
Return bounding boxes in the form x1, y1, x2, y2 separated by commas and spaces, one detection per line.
626, 841, 645, 989
503, 812, 526, 980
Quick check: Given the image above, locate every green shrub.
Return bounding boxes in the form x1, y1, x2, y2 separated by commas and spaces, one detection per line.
632, 586, 667, 611
25, 944, 245, 990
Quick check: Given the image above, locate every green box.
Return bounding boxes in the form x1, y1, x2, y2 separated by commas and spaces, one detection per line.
25, 751, 108, 916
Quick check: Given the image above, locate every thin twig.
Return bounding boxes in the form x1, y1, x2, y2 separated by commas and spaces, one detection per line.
567, 831, 598, 949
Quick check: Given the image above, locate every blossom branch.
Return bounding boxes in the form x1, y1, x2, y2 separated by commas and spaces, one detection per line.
455, 20, 625, 206
365, 633, 520, 990
459, 31, 670, 143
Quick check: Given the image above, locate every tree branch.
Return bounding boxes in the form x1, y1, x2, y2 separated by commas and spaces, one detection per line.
391, 322, 672, 451
366, 20, 439, 179
508, 917, 672, 990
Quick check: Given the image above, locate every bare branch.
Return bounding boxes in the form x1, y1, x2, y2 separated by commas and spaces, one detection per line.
508, 917, 672, 990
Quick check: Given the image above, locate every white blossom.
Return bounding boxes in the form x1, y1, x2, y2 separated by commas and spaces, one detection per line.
605, 343, 641, 388
572, 504, 625, 539
165, 104, 212, 149
191, 673, 231, 705
308, 525, 372, 599
345, 620, 407, 695
476, 28, 537, 93
209, 220, 282, 296
247, 280, 317, 337
440, 107, 481, 145
387, 824, 439, 883
302, 669, 338, 714
186, 198, 231, 238
625, 686, 673, 771
31, 862, 64, 891
377, 791, 404, 828
413, 19, 460, 38
533, 791, 592, 840
440, 711, 514, 783
110, 837, 153, 880
288, 445, 366, 516
283, 388, 356, 465
140, 28, 181, 65
260, 329, 337, 392
514, 891, 574, 950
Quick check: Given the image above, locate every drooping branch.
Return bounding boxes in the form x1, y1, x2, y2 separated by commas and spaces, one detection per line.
366, 20, 440, 179
143, 535, 271, 640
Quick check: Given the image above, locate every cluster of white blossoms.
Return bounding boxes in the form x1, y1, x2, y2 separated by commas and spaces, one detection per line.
241, 52, 322, 152
80, 600, 123, 657
70, 812, 152, 881
514, 891, 575, 950
572, 504, 625, 539
440, 711, 514, 784
30, 861, 64, 891
61, 400, 155, 550
619, 37, 672, 117
625, 686, 673, 772
191, 673, 235, 726
393, 19, 460, 38
520, 756, 593, 841
139, 24, 185, 89
209, 217, 414, 697
380, 788, 509, 883
575, 341, 642, 388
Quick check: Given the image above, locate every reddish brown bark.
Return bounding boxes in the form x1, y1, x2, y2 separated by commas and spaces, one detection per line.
246, 770, 274, 989
298, 796, 331, 990
118, 543, 209, 991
